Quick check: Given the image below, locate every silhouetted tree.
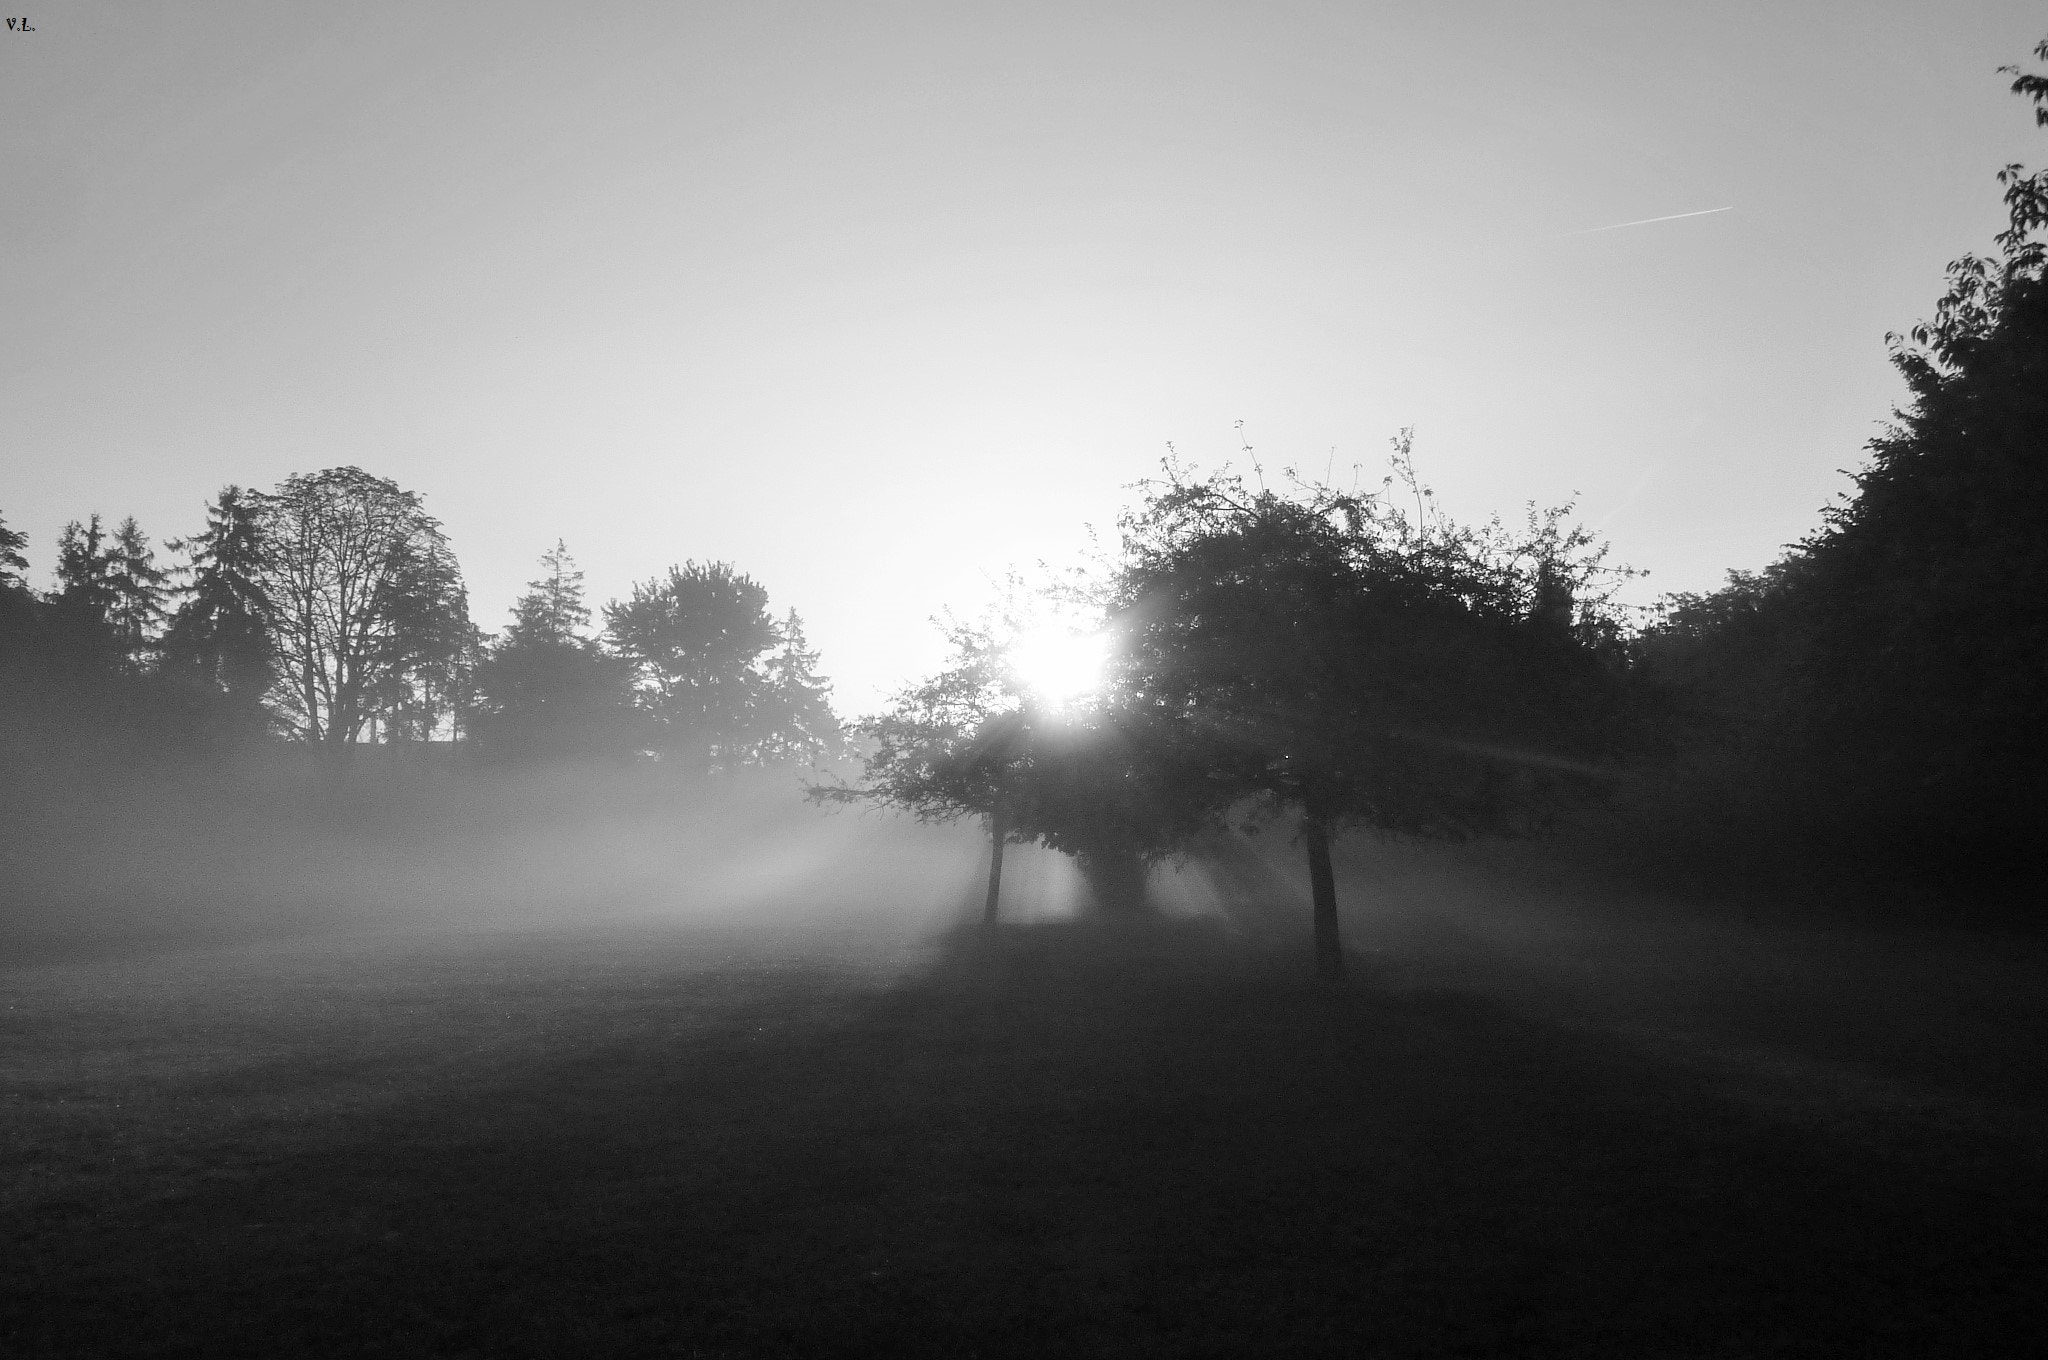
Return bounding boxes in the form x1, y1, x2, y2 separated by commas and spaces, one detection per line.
255, 466, 470, 756
0, 510, 39, 745
470, 542, 641, 763
604, 561, 839, 771
1794, 37, 2048, 852
367, 535, 475, 745
814, 600, 1209, 922
161, 486, 274, 728
755, 610, 847, 765
0, 511, 27, 593
1630, 35, 2048, 882
520, 540, 592, 638
814, 613, 1024, 921
105, 516, 169, 667
7, 511, 210, 764
47, 515, 125, 673
1109, 439, 1630, 978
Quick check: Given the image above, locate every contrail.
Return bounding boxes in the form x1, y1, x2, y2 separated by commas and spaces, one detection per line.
1562, 205, 1734, 236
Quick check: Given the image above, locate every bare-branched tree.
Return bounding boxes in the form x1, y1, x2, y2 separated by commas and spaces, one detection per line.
255, 466, 470, 756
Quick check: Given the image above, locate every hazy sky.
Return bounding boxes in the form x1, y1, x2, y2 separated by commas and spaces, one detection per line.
4, 2, 2044, 711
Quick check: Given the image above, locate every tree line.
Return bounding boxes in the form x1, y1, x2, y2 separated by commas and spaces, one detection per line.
1627, 36, 2048, 886
816, 434, 1637, 977
8, 38, 2041, 956
0, 467, 843, 772
820, 37, 2048, 960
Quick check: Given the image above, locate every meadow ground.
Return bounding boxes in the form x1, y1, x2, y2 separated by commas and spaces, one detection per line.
3, 832, 2045, 1358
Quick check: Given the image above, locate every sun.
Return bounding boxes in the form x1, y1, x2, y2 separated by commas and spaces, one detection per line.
1007, 623, 1112, 707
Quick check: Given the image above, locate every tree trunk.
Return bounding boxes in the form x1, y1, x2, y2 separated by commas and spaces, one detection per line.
983, 805, 1007, 927
1304, 810, 1345, 981
1077, 846, 1151, 916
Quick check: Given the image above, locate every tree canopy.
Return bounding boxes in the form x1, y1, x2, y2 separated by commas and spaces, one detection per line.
256, 466, 471, 753
825, 439, 1630, 958
161, 486, 274, 729
1105, 439, 1631, 973
470, 542, 642, 764
605, 560, 844, 772
1630, 34, 2048, 878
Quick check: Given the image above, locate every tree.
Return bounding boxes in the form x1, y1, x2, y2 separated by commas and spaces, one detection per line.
0, 510, 27, 593
255, 466, 470, 755
756, 610, 848, 765
1, 510, 40, 743
1630, 35, 2048, 878
516, 540, 592, 639
470, 542, 641, 763
47, 514, 124, 671
604, 561, 840, 771
105, 516, 169, 667
814, 612, 1025, 922
1790, 36, 2048, 852
8, 512, 204, 763
161, 486, 274, 725
1109, 439, 1630, 978
814, 596, 1210, 923
367, 533, 475, 745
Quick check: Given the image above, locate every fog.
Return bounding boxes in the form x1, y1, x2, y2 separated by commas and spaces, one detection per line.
11, 751, 2042, 1132
0, 753, 1217, 963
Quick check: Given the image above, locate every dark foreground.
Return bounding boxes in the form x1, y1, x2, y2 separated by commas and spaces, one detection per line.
4, 902, 2045, 1358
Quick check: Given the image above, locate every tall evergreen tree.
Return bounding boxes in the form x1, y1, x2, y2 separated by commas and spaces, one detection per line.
105, 516, 169, 667
515, 540, 592, 641
162, 486, 274, 716
471, 542, 638, 763
48, 515, 123, 668
1, 511, 38, 699
757, 610, 846, 765
0, 510, 28, 593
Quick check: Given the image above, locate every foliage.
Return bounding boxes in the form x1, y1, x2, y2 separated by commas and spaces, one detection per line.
816, 612, 1019, 827
824, 440, 1629, 937
256, 467, 472, 752
47, 514, 127, 672
604, 560, 843, 771
470, 542, 642, 764
1111, 435, 1633, 843
512, 539, 592, 641
0, 509, 27, 592
161, 486, 275, 723
1629, 34, 2048, 878
3, 509, 241, 765
755, 610, 847, 765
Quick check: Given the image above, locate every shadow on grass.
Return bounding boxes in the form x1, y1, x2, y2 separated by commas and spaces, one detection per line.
4, 918, 2044, 1358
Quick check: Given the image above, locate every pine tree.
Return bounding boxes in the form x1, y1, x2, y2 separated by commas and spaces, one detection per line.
105, 516, 169, 667
512, 540, 591, 643
470, 542, 638, 763
49, 515, 122, 664
163, 486, 274, 712
758, 609, 845, 764
0, 509, 28, 592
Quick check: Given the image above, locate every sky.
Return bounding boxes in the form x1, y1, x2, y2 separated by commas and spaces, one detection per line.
3, 1, 2044, 713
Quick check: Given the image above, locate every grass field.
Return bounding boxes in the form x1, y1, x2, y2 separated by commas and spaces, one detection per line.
4, 830, 2045, 1358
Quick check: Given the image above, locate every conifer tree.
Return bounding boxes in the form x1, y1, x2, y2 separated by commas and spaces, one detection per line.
0, 510, 27, 592
470, 542, 638, 763
105, 516, 169, 667
163, 486, 274, 713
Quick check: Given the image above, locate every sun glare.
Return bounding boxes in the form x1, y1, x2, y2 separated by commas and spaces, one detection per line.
1008, 624, 1112, 707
